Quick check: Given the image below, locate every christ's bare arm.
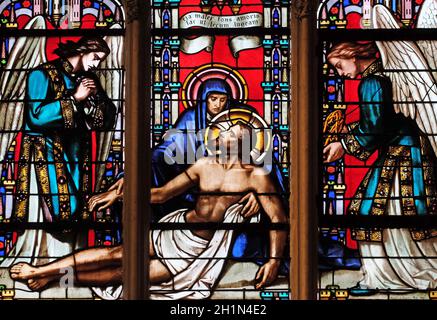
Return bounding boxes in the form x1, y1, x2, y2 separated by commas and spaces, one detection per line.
250, 168, 287, 289
151, 162, 200, 203
88, 161, 201, 211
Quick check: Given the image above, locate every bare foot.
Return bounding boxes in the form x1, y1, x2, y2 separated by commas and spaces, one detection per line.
10, 263, 39, 280
27, 277, 53, 292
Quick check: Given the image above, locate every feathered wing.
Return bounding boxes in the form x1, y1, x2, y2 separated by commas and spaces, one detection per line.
95, 23, 124, 192
416, 0, 437, 82
372, 5, 437, 156
0, 16, 47, 172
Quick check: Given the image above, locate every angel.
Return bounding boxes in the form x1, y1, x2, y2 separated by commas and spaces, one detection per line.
0, 15, 123, 270
323, 2, 437, 295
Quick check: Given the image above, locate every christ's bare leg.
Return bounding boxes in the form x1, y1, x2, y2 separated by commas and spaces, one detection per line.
10, 240, 171, 291
10, 246, 122, 281
150, 259, 172, 284
24, 266, 123, 292
21, 260, 170, 291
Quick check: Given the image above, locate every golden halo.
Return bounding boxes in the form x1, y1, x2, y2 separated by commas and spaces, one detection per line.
204, 108, 272, 163
181, 63, 249, 109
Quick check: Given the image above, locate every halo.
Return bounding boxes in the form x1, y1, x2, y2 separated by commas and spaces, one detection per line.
204, 108, 272, 163
181, 63, 248, 109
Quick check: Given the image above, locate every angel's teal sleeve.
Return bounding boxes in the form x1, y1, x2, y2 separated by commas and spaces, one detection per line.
25, 69, 76, 129
341, 76, 392, 160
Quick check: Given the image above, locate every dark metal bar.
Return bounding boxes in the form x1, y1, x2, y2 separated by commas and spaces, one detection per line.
150, 222, 290, 230
319, 215, 437, 228
319, 28, 437, 41
0, 28, 125, 37
0, 222, 121, 231
1, 216, 436, 231
0, 222, 290, 232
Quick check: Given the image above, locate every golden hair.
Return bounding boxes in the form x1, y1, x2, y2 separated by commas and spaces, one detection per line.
327, 42, 378, 61
54, 36, 110, 59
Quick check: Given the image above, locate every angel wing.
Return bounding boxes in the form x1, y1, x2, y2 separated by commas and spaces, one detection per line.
94, 23, 124, 192
0, 16, 47, 172
415, 0, 437, 82
372, 4, 437, 156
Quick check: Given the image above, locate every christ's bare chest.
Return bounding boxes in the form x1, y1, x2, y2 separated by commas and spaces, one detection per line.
199, 167, 253, 194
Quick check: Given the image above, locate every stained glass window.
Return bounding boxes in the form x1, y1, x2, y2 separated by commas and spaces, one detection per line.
319, 0, 437, 300
0, 0, 291, 301
148, 0, 291, 299
0, 0, 124, 299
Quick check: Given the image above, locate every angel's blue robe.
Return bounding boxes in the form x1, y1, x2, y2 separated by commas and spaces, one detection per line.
13, 59, 116, 223
341, 61, 437, 242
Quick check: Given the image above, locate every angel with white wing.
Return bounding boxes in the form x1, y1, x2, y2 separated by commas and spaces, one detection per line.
0, 16, 121, 272
323, 2, 437, 295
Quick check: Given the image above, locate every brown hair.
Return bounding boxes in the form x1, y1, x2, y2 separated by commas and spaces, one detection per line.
210, 121, 255, 161
54, 36, 110, 59
327, 42, 378, 61
223, 121, 254, 161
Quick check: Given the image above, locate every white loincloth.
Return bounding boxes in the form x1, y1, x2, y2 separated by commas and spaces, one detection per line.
92, 202, 245, 300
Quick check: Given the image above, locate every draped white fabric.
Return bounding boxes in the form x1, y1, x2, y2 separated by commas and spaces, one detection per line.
358, 172, 437, 290
92, 203, 245, 300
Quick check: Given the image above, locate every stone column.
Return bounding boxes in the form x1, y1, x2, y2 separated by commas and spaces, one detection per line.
122, 0, 150, 300
290, 0, 319, 300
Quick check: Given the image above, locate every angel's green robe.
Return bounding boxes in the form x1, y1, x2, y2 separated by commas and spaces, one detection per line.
341, 60, 437, 242
13, 59, 116, 223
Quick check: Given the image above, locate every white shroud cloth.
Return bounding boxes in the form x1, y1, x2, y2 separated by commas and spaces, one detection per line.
150, 202, 245, 299
92, 202, 245, 300
358, 171, 437, 290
